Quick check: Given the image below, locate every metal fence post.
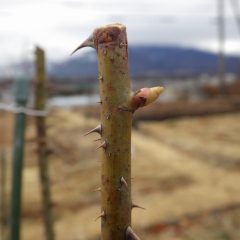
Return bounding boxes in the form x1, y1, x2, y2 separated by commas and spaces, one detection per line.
9, 78, 29, 240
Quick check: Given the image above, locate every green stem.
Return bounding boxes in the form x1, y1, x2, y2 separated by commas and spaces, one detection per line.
96, 24, 132, 239
72, 23, 164, 240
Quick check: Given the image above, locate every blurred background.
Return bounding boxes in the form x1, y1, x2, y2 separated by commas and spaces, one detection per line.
1, 0, 240, 240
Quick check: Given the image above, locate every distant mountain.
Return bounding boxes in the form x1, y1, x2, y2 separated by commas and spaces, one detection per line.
49, 45, 240, 79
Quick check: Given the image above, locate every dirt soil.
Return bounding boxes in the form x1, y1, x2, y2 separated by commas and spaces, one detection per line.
1, 110, 240, 240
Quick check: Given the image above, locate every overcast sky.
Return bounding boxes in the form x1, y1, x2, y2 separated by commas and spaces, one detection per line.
0, 0, 240, 67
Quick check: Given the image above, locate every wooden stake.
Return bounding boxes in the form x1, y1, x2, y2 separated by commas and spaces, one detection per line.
34, 46, 55, 240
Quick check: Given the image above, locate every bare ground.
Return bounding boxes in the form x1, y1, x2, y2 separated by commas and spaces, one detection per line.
1, 110, 240, 240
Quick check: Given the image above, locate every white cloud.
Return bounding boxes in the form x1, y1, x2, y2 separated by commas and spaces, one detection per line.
0, 0, 239, 66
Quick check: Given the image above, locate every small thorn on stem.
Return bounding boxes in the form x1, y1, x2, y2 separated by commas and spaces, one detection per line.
84, 124, 102, 136
98, 75, 103, 81
132, 203, 146, 210
119, 42, 128, 47
125, 226, 142, 240
96, 140, 107, 150
106, 113, 111, 120
95, 211, 106, 221
93, 187, 101, 192
120, 176, 128, 188
97, 101, 102, 104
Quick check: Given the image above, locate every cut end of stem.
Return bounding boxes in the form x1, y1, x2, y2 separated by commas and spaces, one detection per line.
71, 23, 127, 55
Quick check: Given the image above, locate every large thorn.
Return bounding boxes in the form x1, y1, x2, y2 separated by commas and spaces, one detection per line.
71, 34, 95, 55
125, 226, 142, 240
96, 140, 107, 150
84, 124, 102, 136
120, 176, 128, 188
132, 203, 146, 210
95, 211, 106, 221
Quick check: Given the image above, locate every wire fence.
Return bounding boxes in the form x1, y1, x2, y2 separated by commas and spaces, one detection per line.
0, 103, 48, 117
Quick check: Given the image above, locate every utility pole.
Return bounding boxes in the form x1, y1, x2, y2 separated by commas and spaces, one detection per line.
218, 0, 227, 95
229, 0, 240, 34
229, 0, 240, 77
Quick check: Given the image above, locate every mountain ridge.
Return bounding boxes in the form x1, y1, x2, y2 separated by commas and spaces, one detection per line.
35, 45, 240, 79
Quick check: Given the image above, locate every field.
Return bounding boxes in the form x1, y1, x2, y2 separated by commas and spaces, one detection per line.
1, 108, 240, 240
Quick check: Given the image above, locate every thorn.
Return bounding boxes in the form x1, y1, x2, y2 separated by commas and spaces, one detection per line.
84, 124, 102, 136
93, 187, 101, 192
98, 75, 103, 81
71, 34, 95, 55
96, 140, 107, 150
119, 42, 128, 47
97, 101, 102, 104
132, 203, 146, 210
95, 211, 105, 221
125, 226, 142, 240
106, 113, 111, 120
120, 177, 128, 188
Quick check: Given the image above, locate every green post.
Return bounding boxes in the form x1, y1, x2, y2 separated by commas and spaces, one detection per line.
34, 46, 55, 240
9, 78, 29, 240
